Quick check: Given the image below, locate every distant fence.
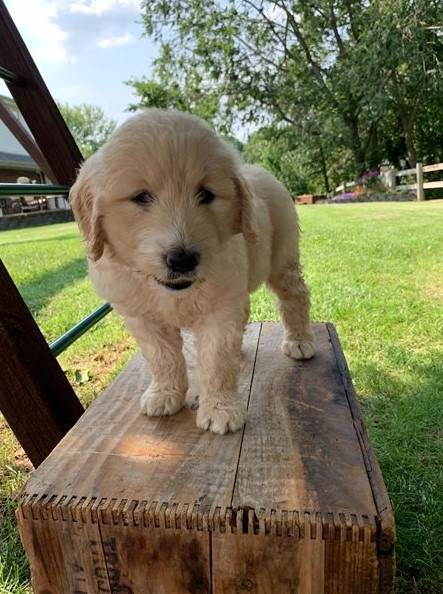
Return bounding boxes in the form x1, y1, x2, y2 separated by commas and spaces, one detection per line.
334, 180, 357, 195
334, 161, 443, 200
394, 162, 443, 200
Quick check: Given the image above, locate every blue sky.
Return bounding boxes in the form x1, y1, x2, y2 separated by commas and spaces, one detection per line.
1, 0, 158, 124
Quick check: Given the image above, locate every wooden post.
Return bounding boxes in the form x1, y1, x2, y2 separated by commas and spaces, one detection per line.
0, 260, 84, 467
416, 162, 424, 201
386, 168, 397, 191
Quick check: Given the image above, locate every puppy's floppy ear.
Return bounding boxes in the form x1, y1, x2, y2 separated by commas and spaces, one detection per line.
233, 175, 258, 243
69, 162, 105, 262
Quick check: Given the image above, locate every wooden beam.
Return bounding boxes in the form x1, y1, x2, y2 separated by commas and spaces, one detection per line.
0, 0, 83, 185
0, 259, 84, 467
0, 97, 55, 180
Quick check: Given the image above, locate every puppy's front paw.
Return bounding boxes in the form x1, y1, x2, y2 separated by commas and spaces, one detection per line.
140, 387, 185, 417
196, 396, 247, 435
282, 337, 316, 360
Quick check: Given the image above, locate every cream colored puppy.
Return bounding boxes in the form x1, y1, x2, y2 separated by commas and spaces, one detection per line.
70, 109, 315, 434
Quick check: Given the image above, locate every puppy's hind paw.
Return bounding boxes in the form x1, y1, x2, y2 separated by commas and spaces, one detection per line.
282, 337, 316, 360
196, 396, 247, 435
140, 387, 185, 417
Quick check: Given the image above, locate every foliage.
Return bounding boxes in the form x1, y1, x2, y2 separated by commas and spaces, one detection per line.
57, 102, 117, 159
243, 127, 311, 195
127, 0, 443, 193
126, 78, 222, 127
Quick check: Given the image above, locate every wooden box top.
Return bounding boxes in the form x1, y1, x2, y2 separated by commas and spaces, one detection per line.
18, 323, 394, 548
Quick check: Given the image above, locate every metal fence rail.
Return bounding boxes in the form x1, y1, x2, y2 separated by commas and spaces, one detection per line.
0, 183, 69, 196
50, 303, 113, 356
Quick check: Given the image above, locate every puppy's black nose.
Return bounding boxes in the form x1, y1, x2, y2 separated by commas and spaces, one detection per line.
165, 249, 200, 273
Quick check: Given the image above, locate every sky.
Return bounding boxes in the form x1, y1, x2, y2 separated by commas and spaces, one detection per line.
1, 0, 158, 124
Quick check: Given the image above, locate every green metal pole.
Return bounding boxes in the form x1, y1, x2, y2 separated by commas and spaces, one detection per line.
50, 303, 113, 357
0, 183, 69, 196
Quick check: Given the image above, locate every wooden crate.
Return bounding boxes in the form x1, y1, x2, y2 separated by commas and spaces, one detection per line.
17, 323, 395, 594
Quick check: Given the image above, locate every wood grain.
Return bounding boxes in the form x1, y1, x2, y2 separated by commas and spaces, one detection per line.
0, 259, 84, 468
17, 322, 395, 593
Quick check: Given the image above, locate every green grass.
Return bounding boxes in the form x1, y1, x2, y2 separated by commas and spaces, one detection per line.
1, 202, 443, 593
0, 499, 31, 594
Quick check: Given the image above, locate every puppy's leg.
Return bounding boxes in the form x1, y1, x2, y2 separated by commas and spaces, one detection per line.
268, 263, 316, 360
124, 316, 188, 416
195, 317, 247, 435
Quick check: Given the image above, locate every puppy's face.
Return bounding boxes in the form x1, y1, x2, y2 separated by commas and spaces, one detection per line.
70, 109, 257, 293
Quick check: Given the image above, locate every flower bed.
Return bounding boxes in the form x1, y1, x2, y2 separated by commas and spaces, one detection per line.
331, 192, 415, 203
332, 170, 415, 203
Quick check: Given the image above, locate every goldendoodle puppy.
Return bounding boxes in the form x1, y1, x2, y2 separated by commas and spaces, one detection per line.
70, 109, 315, 434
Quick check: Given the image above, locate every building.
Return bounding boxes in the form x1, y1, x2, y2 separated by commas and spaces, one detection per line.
0, 94, 55, 215
0, 94, 44, 184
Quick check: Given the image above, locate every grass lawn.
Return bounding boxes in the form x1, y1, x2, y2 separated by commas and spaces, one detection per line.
1, 201, 442, 593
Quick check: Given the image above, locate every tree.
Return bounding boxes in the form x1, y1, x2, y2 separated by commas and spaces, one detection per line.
57, 103, 117, 158
243, 124, 350, 195
363, 0, 443, 167
129, 0, 443, 190
126, 78, 222, 127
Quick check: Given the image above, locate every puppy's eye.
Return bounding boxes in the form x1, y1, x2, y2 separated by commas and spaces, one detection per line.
198, 187, 215, 205
132, 190, 153, 205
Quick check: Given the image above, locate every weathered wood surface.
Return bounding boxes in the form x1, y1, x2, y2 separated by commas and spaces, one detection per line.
17, 322, 395, 594
0, 259, 84, 467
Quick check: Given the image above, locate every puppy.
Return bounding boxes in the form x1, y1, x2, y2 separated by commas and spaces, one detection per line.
70, 109, 315, 434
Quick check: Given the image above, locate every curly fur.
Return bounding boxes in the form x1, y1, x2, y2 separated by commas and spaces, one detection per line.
70, 109, 315, 434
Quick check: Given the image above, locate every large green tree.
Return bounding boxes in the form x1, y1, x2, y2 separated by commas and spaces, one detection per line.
57, 103, 117, 158
128, 0, 443, 190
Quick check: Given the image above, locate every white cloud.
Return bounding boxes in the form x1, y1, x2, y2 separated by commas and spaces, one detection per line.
6, 0, 71, 64
4, 0, 141, 64
70, 0, 140, 16
98, 32, 135, 49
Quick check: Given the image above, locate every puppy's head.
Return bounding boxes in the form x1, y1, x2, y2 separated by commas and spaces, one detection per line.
69, 109, 257, 290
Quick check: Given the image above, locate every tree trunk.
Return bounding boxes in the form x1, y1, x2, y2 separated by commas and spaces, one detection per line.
344, 110, 365, 174
318, 145, 330, 193
402, 116, 417, 167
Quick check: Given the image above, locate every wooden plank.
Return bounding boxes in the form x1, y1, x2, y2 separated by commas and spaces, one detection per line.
328, 323, 396, 593
214, 323, 383, 594
396, 183, 417, 191
20, 324, 260, 507
17, 500, 107, 593
396, 168, 416, 177
423, 162, 443, 173
212, 512, 326, 594
0, 259, 84, 467
99, 519, 211, 594
232, 323, 377, 515
423, 180, 443, 189
17, 324, 261, 593
0, 0, 83, 184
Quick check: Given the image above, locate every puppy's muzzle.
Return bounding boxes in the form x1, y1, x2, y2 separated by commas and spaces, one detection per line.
156, 248, 200, 291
